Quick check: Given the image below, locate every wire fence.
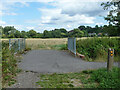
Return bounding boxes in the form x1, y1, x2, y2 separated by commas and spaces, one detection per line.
68, 37, 76, 56
9, 38, 26, 53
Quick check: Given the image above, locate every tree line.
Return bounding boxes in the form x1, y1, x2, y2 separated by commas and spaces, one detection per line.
0, 24, 119, 38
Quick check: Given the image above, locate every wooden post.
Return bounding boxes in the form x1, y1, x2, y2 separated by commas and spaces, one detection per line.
107, 48, 114, 71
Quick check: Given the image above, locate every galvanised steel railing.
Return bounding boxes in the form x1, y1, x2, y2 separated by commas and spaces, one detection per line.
68, 37, 76, 56
9, 38, 25, 53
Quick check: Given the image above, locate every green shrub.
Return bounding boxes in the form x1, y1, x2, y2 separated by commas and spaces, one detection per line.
2, 41, 31, 87
2, 41, 22, 87
76, 37, 120, 61
88, 67, 120, 88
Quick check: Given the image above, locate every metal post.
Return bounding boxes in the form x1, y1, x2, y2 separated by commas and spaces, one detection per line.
107, 48, 114, 71
9, 39, 11, 50
21, 39, 23, 50
74, 38, 76, 56
18, 39, 20, 51
68, 38, 69, 50
24, 38, 26, 49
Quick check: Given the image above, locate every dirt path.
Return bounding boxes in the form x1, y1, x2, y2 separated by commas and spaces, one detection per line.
8, 71, 40, 88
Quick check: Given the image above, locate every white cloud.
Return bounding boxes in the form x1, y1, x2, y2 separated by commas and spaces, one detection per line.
67, 25, 71, 28
2, 0, 56, 3
50, 0, 109, 17
36, 0, 110, 31
2, 12, 17, 16
96, 22, 104, 26
34, 26, 55, 33
1, 0, 29, 16
38, 8, 95, 25
26, 26, 35, 30
2, 24, 29, 31
0, 20, 6, 25
1, 0, 110, 32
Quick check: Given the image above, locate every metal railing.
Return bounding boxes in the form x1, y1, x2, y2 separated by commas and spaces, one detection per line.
9, 38, 25, 53
68, 37, 76, 56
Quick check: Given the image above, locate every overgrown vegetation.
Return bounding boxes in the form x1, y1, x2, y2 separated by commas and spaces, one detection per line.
36, 67, 120, 88
76, 37, 120, 61
2, 41, 30, 87
2, 41, 18, 87
87, 67, 120, 88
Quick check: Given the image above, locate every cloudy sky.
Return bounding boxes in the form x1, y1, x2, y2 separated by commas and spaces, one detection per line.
1, 0, 110, 33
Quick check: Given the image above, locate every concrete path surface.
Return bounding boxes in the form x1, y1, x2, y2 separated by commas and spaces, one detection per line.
18, 50, 119, 73
8, 50, 119, 88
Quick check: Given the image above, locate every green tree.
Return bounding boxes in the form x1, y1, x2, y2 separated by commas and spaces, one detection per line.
69, 28, 84, 37
14, 30, 21, 38
28, 29, 37, 38
101, 1, 120, 35
3, 26, 16, 36
21, 31, 28, 38
60, 28, 67, 33
36, 33, 43, 38
78, 25, 86, 31
8, 33, 15, 38
43, 30, 52, 38
103, 24, 118, 36
0, 26, 3, 38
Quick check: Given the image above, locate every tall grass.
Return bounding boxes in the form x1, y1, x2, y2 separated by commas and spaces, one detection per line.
76, 37, 120, 61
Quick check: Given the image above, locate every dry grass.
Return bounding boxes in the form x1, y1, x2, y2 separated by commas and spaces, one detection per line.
2, 37, 120, 50
26, 38, 68, 50
26, 37, 92, 50
26, 37, 92, 49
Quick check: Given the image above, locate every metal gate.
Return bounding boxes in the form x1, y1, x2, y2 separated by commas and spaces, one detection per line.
9, 38, 26, 53
68, 37, 76, 56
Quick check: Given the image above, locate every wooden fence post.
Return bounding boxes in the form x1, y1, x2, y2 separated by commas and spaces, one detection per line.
107, 48, 114, 71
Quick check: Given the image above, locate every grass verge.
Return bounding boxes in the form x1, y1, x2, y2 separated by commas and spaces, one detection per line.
36, 67, 120, 88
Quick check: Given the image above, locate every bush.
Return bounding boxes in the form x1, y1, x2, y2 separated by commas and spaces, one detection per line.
2, 41, 23, 87
2, 41, 17, 87
88, 67, 120, 88
76, 37, 120, 61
